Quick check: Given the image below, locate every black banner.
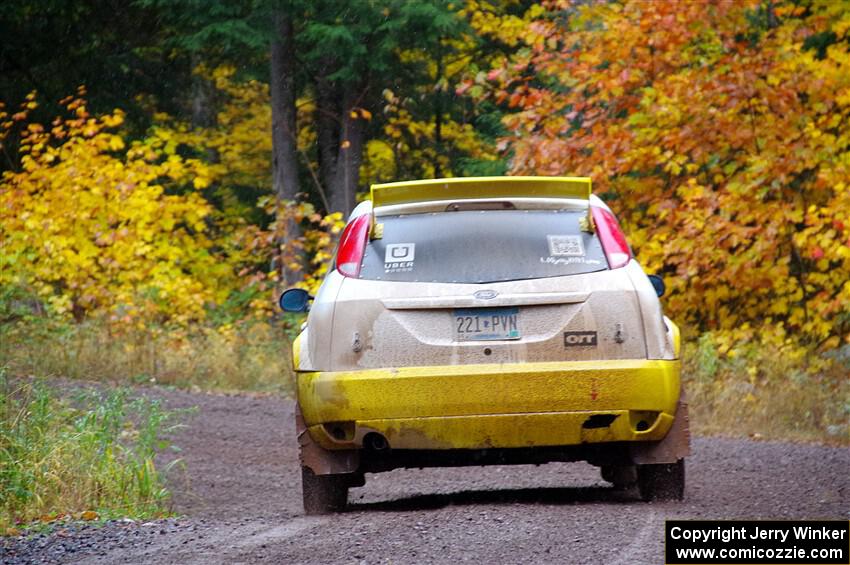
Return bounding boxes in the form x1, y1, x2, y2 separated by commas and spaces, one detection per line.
666, 520, 849, 565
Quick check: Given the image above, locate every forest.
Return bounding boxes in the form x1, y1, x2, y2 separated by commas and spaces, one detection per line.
1, 1, 848, 528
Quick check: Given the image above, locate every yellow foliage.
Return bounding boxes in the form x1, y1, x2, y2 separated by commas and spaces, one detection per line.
0, 94, 231, 324
462, 0, 545, 47
0, 76, 341, 328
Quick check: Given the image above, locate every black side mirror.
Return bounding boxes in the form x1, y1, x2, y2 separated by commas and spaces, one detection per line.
279, 288, 312, 313
648, 275, 665, 298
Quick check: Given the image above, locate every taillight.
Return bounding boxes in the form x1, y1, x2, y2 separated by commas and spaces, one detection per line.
591, 206, 631, 269
336, 214, 370, 278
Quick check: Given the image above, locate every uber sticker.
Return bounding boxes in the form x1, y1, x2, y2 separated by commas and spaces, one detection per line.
384, 243, 415, 273
564, 331, 598, 347
548, 235, 585, 257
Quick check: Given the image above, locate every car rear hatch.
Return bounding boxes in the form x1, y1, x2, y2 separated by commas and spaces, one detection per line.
327, 177, 647, 371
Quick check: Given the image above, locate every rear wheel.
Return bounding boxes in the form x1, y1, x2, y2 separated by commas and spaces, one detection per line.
600, 464, 637, 489
637, 459, 685, 501
301, 467, 349, 514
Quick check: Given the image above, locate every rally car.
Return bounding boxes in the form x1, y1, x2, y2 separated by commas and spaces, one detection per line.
280, 176, 690, 514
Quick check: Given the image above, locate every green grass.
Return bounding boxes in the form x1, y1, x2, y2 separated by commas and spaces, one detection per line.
0, 369, 185, 535
0, 315, 295, 395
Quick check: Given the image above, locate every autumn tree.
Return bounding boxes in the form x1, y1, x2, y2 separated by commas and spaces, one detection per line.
0, 92, 227, 324
473, 0, 850, 348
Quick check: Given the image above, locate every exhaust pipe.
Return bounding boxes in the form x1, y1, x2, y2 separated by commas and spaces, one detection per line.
363, 432, 389, 451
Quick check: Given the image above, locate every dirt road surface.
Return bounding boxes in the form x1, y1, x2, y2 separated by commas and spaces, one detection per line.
3, 387, 848, 564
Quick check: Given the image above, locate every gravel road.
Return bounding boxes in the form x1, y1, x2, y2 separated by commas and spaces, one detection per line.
2, 387, 848, 564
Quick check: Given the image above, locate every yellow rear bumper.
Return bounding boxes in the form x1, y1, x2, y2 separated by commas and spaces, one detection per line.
297, 359, 680, 450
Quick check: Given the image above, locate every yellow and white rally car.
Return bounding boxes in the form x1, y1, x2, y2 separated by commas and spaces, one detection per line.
280, 176, 690, 514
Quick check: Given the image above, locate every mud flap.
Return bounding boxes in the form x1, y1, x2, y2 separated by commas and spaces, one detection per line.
296, 403, 360, 475
629, 390, 691, 465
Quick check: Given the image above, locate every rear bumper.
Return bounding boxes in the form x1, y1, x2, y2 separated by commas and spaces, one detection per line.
297, 359, 680, 450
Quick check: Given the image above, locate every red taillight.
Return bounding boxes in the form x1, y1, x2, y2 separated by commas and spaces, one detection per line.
336, 214, 370, 278
591, 206, 631, 269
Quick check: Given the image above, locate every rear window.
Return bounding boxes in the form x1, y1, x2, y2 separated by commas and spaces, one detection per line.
358, 209, 609, 284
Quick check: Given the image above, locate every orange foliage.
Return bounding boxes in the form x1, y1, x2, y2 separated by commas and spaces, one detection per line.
475, 0, 850, 349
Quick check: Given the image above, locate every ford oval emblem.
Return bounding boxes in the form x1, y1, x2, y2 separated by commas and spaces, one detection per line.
474, 290, 498, 300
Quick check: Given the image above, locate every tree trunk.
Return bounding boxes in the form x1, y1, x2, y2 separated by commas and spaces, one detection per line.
270, 8, 302, 286
190, 53, 216, 129
315, 69, 340, 205
329, 89, 366, 217
433, 44, 444, 179
315, 74, 367, 219
190, 52, 219, 165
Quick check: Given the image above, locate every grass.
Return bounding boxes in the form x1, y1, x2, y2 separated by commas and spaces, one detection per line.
0, 315, 295, 395
682, 334, 849, 445
0, 368, 185, 535
0, 299, 294, 535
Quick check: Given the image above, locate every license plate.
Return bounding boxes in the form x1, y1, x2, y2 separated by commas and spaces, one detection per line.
453, 307, 520, 341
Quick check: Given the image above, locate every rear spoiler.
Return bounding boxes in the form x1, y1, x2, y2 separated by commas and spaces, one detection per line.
370, 176, 592, 209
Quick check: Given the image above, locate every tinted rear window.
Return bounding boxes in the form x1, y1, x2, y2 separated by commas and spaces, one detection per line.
358, 209, 608, 283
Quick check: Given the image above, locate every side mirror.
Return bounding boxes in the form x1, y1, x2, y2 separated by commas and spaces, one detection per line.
648, 275, 665, 298
279, 288, 312, 313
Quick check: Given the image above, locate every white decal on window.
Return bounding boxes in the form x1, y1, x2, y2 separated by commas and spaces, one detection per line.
384, 243, 415, 273
548, 235, 584, 257
540, 256, 603, 266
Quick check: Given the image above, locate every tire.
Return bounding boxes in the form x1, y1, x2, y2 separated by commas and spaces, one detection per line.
600, 464, 637, 489
637, 459, 685, 501
301, 467, 348, 514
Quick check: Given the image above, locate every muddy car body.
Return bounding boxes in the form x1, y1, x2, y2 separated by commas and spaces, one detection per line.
282, 176, 690, 514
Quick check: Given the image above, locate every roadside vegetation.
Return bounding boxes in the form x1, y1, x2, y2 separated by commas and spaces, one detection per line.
0, 290, 294, 394
0, 368, 184, 536
682, 336, 848, 445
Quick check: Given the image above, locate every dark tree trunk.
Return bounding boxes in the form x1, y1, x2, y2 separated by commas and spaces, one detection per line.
190, 52, 219, 165
270, 8, 302, 286
329, 89, 366, 217
315, 74, 367, 218
315, 69, 340, 203
190, 53, 216, 129
433, 45, 444, 179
